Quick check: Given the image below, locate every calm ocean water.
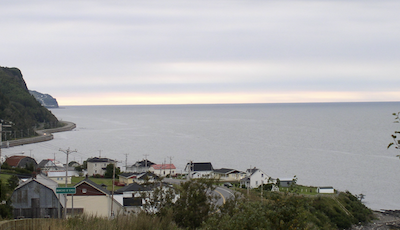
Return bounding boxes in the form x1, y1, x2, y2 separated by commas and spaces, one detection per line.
4, 102, 400, 210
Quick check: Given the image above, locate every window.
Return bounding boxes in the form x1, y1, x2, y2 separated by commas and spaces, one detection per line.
82, 189, 87, 194
95, 163, 97, 166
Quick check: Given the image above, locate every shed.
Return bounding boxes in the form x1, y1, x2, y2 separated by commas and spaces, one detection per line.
11, 174, 64, 218
317, 186, 335, 194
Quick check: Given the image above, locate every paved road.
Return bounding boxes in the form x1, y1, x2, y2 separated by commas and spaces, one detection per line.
213, 186, 235, 206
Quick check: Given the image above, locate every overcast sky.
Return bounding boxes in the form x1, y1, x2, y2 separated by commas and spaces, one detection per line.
1, 0, 400, 105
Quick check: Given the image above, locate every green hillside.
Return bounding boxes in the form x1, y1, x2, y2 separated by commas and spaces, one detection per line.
0, 66, 59, 138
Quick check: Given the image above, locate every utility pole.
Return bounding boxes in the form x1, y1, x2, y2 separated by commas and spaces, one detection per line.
110, 159, 121, 219
187, 160, 193, 180
59, 147, 77, 219
167, 156, 173, 177
111, 160, 116, 218
143, 154, 149, 172
123, 153, 128, 171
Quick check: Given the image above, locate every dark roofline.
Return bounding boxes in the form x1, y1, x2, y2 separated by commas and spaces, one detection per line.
87, 157, 115, 163
74, 178, 110, 195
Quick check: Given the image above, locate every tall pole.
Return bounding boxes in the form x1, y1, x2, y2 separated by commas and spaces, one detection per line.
167, 156, 173, 177
111, 160, 116, 218
124, 153, 128, 171
143, 154, 149, 172
59, 147, 77, 218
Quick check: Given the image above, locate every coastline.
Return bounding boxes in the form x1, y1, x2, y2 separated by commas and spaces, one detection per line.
0, 121, 76, 148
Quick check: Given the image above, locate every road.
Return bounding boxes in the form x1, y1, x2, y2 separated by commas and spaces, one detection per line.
163, 178, 236, 206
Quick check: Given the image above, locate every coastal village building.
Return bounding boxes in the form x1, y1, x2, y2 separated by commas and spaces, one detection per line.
86, 157, 115, 176
126, 159, 155, 173
119, 172, 159, 185
11, 174, 65, 218
45, 169, 80, 184
149, 164, 176, 177
317, 186, 335, 194
114, 182, 152, 214
5, 155, 37, 169
213, 168, 246, 181
184, 162, 214, 178
68, 178, 122, 217
278, 178, 296, 187
37, 159, 64, 171
240, 167, 270, 189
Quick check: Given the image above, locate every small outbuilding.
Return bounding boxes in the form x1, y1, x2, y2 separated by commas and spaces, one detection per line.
317, 186, 335, 194
11, 174, 64, 218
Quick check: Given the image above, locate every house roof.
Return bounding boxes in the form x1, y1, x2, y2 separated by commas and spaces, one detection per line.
119, 172, 143, 179
185, 162, 214, 172
318, 186, 334, 189
151, 164, 176, 170
214, 168, 244, 174
119, 172, 159, 180
131, 160, 155, 168
87, 157, 115, 163
38, 159, 54, 168
115, 182, 151, 193
74, 178, 110, 195
5, 155, 36, 167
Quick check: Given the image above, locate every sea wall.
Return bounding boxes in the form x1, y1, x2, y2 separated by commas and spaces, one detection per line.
1, 121, 76, 148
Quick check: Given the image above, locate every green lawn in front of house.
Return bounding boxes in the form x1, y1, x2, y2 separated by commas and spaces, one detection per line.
0, 173, 12, 183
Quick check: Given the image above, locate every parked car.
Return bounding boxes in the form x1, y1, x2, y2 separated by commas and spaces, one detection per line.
224, 183, 233, 188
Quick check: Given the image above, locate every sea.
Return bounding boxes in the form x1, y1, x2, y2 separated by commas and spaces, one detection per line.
3, 102, 400, 211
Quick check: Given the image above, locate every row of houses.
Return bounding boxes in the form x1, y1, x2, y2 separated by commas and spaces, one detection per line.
10, 173, 176, 219
2, 155, 288, 189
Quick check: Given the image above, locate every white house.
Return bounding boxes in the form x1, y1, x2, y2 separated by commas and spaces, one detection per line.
86, 157, 115, 176
46, 170, 80, 184
149, 164, 176, 177
118, 172, 159, 185
213, 168, 246, 181
184, 162, 214, 178
240, 168, 270, 189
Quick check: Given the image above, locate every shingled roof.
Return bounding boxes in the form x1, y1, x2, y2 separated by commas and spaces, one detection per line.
185, 162, 214, 172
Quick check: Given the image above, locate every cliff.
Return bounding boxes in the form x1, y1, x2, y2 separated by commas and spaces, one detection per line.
0, 66, 59, 138
29, 90, 59, 108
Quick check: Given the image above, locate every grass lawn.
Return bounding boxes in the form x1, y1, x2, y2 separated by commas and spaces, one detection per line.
70, 176, 124, 191
0, 173, 12, 183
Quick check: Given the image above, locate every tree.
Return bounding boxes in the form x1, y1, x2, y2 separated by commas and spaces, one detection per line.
172, 178, 218, 229
142, 183, 177, 216
104, 163, 120, 178
7, 175, 19, 191
388, 112, 400, 158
